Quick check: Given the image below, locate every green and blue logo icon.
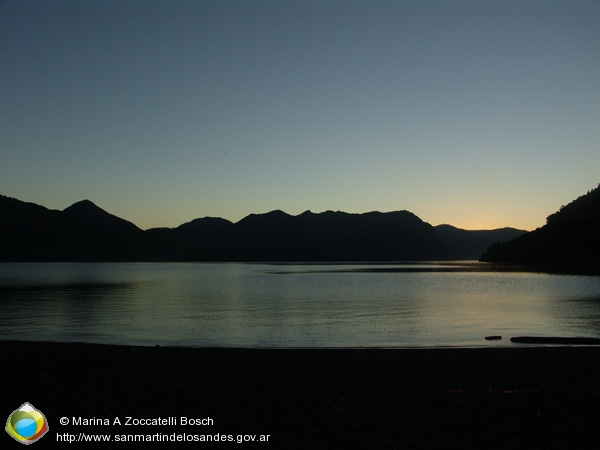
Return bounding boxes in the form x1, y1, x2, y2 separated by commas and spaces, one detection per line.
6, 403, 49, 445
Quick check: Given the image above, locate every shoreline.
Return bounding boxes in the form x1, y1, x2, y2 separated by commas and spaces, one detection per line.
5, 335, 600, 350
6, 341, 600, 448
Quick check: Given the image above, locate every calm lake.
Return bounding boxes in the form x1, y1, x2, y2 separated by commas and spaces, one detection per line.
1, 262, 599, 348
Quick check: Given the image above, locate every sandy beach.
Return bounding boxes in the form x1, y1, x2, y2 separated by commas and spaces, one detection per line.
4, 341, 600, 449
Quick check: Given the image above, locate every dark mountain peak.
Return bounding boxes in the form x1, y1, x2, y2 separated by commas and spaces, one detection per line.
237, 209, 293, 226
1, 196, 147, 261
355, 210, 425, 227
63, 199, 104, 214
319, 210, 348, 217
361, 210, 385, 218
69, 199, 96, 207
388, 210, 422, 220
263, 209, 292, 218
63, 200, 141, 233
186, 216, 233, 226
177, 216, 234, 232
480, 184, 600, 271
436, 224, 456, 230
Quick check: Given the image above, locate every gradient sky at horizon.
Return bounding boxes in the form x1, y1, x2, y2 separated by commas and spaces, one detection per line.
1, 0, 598, 231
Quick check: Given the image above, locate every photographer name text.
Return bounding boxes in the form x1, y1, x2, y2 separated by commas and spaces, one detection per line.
61, 416, 213, 426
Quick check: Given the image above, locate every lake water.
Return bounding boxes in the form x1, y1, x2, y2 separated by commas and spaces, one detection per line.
1, 262, 599, 348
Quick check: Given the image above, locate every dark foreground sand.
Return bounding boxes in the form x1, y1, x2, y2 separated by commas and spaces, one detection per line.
4, 341, 600, 449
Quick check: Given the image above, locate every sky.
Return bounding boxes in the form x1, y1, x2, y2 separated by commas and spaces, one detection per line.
1, 0, 598, 231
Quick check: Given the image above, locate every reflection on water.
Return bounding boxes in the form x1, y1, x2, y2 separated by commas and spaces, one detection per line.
0, 262, 599, 347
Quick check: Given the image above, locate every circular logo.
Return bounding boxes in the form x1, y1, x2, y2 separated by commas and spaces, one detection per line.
6, 403, 49, 445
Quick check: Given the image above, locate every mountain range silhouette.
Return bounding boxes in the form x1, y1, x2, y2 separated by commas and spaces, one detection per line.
1, 194, 528, 262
